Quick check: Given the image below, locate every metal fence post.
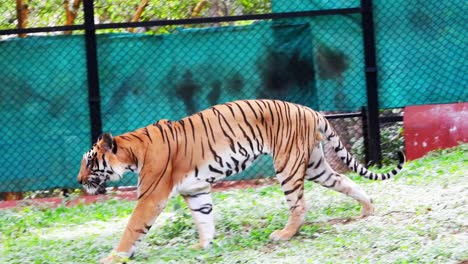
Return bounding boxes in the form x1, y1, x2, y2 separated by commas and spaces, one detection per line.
360, 106, 370, 165
83, 0, 102, 143
361, 0, 382, 166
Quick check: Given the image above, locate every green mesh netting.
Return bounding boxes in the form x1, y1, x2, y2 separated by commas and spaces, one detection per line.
0, 0, 466, 192
0, 21, 317, 191
273, 0, 467, 107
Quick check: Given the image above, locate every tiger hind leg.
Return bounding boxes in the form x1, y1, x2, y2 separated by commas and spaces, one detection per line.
306, 146, 374, 217
270, 153, 309, 241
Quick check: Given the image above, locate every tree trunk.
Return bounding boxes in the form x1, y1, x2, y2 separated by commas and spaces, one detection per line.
16, 0, 29, 38
64, 0, 82, 35
128, 0, 149, 32
191, 0, 207, 18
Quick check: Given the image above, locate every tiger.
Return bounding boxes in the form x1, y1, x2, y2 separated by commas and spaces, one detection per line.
77, 99, 405, 263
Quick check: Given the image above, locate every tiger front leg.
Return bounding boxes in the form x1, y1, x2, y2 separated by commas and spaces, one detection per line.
100, 192, 171, 263
269, 183, 307, 241
183, 189, 215, 249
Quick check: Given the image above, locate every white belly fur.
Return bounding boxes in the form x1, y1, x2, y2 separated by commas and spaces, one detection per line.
176, 149, 262, 195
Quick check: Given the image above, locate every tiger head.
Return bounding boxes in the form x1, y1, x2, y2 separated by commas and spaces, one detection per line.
77, 133, 127, 195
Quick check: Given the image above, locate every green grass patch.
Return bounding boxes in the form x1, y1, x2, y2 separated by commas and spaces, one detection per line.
1, 144, 467, 263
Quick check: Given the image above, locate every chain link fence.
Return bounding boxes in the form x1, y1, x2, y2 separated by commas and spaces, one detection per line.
374, 0, 467, 108
0, 0, 465, 196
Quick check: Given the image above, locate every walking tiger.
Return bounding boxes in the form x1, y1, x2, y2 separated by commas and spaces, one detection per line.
77, 99, 405, 263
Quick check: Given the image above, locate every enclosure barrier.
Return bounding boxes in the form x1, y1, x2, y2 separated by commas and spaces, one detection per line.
0, 0, 465, 194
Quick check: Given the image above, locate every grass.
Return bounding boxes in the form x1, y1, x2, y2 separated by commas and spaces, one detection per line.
1, 144, 467, 264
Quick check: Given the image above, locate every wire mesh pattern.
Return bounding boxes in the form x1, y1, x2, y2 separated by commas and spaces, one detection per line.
0, 0, 465, 193
0, 33, 90, 192
374, 0, 467, 107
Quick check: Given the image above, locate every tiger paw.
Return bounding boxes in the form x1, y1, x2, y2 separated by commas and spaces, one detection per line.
188, 241, 213, 250
360, 204, 375, 217
269, 229, 295, 241
188, 243, 204, 250
99, 252, 129, 264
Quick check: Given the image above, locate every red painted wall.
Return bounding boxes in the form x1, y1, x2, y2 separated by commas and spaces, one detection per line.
404, 103, 467, 160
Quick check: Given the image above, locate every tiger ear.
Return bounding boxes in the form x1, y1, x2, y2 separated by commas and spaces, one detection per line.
98, 133, 114, 152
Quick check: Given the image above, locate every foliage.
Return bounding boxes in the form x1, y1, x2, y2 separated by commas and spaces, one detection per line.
0, 0, 272, 32
0, 0, 68, 30
352, 123, 405, 166
0, 144, 466, 263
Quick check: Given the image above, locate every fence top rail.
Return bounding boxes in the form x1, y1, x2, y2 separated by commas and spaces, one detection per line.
0, 7, 362, 36
324, 112, 363, 120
